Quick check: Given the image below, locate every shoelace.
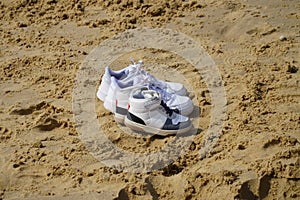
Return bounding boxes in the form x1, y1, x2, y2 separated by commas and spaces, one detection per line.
130, 60, 176, 103
160, 100, 173, 117
130, 60, 168, 89
160, 100, 180, 117
150, 84, 174, 103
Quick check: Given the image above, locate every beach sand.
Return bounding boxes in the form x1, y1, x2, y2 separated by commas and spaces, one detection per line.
0, 0, 299, 199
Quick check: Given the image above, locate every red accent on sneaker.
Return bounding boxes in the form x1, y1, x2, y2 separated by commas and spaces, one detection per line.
128, 103, 130, 110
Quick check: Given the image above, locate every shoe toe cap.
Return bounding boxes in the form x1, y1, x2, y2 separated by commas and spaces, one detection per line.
169, 96, 194, 116
166, 82, 187, 96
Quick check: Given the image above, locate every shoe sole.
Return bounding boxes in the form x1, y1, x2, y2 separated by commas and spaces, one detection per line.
124, 117, 192, 136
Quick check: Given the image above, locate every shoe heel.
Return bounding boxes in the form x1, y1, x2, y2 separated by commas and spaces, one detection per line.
103, 99, 115, 113
115, 113, 125, 124
97, 90, 107, 101
97, 77, 111, 101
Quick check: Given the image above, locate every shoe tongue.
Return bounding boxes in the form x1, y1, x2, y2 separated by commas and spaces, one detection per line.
132, 87, 147, 99
141, 90, 161, 110
142, 90, 160, 100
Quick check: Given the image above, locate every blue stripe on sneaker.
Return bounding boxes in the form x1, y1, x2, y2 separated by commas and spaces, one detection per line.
162, 119, 191, 130
116, 106, 127, 115
127, 112, 146, 125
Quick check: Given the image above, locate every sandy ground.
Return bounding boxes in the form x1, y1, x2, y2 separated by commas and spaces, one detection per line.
1, 0, 300, 199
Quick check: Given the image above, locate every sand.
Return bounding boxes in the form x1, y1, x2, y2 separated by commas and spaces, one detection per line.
1, 0, 299, 199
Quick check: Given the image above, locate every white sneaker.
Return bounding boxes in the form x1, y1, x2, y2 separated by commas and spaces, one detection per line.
103, 77, 143, 124
96, 60, 187, 101
104, 76, 193, 124
124, 88, 192, 136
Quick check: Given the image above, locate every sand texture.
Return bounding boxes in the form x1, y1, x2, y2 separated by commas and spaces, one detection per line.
1, 0, 300, 199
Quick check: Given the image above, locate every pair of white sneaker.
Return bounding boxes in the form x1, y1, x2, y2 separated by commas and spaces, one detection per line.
97, 61, 194, 135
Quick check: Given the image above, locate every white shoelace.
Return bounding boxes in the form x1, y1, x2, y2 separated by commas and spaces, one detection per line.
130, 60, 176, 104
